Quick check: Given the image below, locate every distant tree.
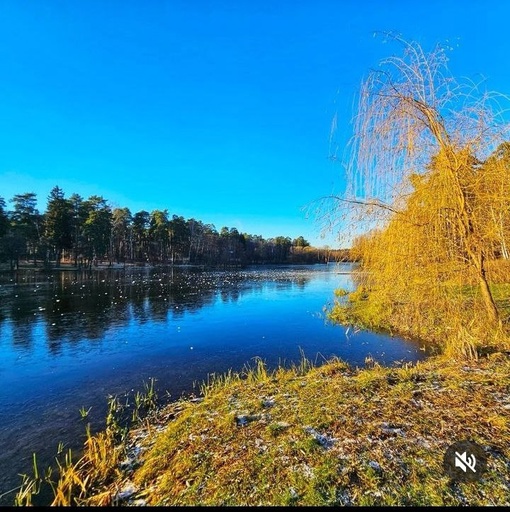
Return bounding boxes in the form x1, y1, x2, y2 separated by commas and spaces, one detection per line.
169, 215, 190, 263
202, 224, 219, 264
111, 207, 132, 264
83, 196, 112, 266
0, 197, 8, 238
149, 210, 170, 262
132, 210, 150, 262
187, 218, 205, 262
1, 232, 26, 269
274, 236, 292, 262
292, 236, 310, 248
68, 194, 89, 267
45, 186, 73, 266
10, 192, 41, 265
237, 231, 247, 264
244, 234, 264, 264
219, 227, 246, 264
218, 226, 233, 264
0, 196, 15, 265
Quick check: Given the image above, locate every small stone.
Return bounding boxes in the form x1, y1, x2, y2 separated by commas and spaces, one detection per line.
416, 438, 432, 450
369, 461, 382, 472
304, 426, 336, 449
235, 414, 261, 426
262, 398, 275, 408
119, 457, 135, 470
410, 398, 423, 409
381, 426, 404, 436
380, 422, 405, 436
117, 483, 137, 501
254, 438, 268, 452
299, 463, 314, 479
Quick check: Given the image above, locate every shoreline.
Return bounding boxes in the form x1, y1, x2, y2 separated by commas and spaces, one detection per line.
15, 352, 510, 506
0, 259, 356, 274
120, 353, 510, 506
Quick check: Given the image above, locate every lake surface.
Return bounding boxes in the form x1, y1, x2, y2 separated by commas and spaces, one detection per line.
0, 263, 427, 503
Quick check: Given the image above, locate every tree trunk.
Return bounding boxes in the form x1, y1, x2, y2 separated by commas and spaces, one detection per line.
470, 250, 500, 325
441, 152, 500, 326
478, 272, 499, 324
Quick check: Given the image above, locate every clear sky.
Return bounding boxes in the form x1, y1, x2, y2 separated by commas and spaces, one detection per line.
1, 1, 509, 248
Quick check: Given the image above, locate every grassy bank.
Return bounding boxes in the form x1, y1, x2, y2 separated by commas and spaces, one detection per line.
328, 279, 510, 359
18, 353, 510, 506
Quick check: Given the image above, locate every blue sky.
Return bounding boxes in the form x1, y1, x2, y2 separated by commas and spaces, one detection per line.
1, 1, 509, 247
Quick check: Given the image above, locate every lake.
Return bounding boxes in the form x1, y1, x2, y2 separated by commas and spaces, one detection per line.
0, 263, 427, 503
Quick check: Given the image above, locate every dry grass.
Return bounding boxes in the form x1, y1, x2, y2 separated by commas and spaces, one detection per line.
13, 380, 158, 506
126, 354, 510, 506
13, 356, 510, 506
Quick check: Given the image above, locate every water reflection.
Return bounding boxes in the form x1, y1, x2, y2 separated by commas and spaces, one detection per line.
0, 266, 312, 355
0, 264, 431, 504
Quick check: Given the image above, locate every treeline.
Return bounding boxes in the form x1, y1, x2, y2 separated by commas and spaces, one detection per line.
0, 187, 348, 269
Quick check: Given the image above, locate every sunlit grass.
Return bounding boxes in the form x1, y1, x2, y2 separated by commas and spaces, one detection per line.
13, 378, 160, 506
12, 353, 510, 506
129, 354, 510, 506
329, 270, 510, 358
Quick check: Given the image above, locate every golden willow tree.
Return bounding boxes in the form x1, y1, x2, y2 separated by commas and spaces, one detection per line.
326, 36, 510, 356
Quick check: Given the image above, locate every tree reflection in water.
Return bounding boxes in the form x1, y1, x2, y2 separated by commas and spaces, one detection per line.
0, 266, 312, 355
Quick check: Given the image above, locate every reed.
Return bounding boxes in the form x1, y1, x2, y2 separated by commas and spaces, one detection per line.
13, 377, 160, 506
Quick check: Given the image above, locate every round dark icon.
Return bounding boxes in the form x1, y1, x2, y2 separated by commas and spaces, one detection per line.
443, 440, 487, 483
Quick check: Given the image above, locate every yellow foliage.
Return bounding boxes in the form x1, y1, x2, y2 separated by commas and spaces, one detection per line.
329, 38, 510, 357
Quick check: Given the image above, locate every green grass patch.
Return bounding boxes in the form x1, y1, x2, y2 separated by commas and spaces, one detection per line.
125, 355, 510, 506
14, 354, 510, 506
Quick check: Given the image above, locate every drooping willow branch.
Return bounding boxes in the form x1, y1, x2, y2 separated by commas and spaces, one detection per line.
324, 35, 510, 327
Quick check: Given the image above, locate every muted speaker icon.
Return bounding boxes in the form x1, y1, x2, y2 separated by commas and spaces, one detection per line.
444, 441, 486, 482
454, 451, 476, 473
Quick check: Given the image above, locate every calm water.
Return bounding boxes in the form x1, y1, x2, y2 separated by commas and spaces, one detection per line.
0, 263, 426, 503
